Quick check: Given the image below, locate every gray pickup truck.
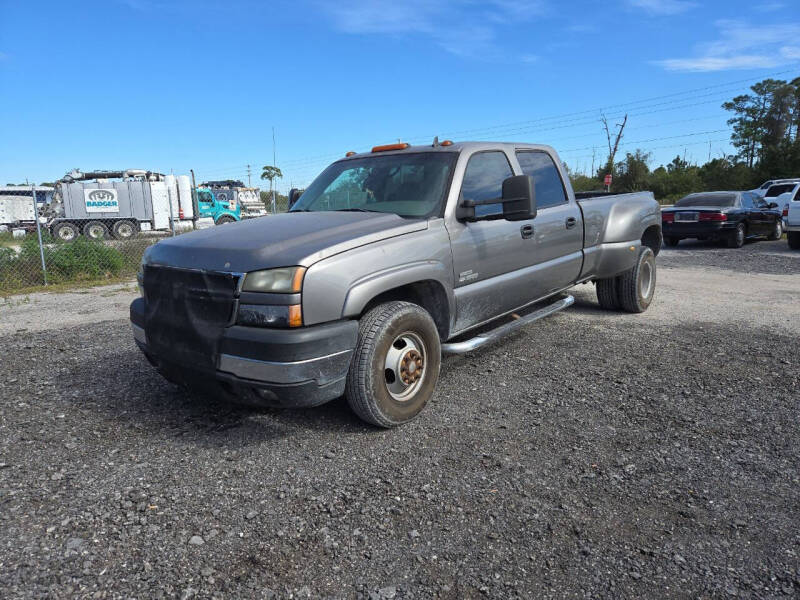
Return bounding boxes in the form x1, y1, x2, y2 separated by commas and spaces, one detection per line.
131, 141, 661, 427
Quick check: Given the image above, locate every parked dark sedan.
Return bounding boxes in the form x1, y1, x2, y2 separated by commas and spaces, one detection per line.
661, 191, 783, 248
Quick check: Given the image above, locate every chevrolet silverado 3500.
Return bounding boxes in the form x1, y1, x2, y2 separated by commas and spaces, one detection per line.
131, 141, 662, 427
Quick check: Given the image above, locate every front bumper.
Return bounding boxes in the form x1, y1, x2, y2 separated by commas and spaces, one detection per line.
130, 298, 358, 407
784, 217, 800, 232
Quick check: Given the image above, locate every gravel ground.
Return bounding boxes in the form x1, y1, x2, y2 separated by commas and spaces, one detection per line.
658, 237, 800, 275
1, 242, 799, 599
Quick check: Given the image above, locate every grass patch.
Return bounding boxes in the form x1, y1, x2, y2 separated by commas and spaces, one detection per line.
0, 236, 154, 296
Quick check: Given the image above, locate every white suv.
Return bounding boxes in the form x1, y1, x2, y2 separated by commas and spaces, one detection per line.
781, 184, 800, 250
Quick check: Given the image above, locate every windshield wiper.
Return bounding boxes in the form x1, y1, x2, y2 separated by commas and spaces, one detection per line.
333, 208, 382, 213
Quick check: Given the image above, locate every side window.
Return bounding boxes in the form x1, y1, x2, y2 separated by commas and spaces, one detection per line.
516, 151, 568, 210
741, 193, 754, 208
460, 151, 513, 217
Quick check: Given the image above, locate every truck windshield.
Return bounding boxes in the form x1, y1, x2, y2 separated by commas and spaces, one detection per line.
291, 152, 457, 218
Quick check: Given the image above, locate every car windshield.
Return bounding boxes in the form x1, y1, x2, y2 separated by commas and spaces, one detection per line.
290, 152, 457, 218
674, 193, 736, 208
765, 184, 796, 197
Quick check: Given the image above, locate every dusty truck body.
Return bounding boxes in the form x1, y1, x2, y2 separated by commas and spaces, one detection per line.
131, 141, 661, 427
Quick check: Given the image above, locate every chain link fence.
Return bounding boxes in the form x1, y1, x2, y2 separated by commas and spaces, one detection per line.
1, 188, 291, 297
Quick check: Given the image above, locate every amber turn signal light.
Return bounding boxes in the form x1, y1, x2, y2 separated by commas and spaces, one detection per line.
372, 143, 409, 153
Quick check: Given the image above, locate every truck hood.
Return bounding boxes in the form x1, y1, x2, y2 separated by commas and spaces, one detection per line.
145, 211, 429, 273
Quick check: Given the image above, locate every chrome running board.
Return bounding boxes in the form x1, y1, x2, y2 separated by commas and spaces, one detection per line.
441, 295, 575, 355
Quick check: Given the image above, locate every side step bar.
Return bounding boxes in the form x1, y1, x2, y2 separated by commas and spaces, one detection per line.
441, 295, 575, 355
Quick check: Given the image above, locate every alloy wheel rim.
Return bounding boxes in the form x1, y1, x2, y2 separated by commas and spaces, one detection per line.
384, 332, 427, 401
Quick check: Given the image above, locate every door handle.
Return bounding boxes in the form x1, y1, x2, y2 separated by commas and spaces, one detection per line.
566, 217, 577, 229
520, 224, 534, 239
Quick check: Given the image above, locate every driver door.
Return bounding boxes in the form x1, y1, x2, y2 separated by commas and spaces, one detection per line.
447, 150, 537, 333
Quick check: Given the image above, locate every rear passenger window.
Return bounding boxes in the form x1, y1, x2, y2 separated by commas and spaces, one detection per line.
515, 151, 568, 210
741, 193, 754, 208
460, 151, 514, 217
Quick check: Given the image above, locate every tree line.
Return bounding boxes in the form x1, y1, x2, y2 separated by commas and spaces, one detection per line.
570, 77, 800, 203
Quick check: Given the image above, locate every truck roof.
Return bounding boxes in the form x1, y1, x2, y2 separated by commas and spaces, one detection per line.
338, 141, 558, 162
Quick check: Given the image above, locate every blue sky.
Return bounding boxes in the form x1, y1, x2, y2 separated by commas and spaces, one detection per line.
1, 0, 799, 190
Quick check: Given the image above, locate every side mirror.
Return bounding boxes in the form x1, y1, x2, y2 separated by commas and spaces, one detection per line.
768, 201, 778, 209
288, 188, 302, 208
456, 175, 537, 222
501, 175, 537, 221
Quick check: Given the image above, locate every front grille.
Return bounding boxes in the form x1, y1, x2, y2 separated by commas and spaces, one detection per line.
142, 266, 240, 369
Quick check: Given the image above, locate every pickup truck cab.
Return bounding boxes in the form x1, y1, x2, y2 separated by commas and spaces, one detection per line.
131, 141, 661, 427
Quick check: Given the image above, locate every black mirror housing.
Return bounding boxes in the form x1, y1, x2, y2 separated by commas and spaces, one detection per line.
456, 174, 537, 222
502, 175, 536, 221
288, 188, 302, 208
768, 201, 778, 209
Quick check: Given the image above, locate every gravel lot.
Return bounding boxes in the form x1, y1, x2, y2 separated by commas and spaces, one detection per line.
1, 239, 799, 599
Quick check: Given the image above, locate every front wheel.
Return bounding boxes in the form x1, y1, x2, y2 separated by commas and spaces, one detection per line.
345, 301, 441, 428
788, 231, 800, 250
216, 215, 236, 225
617, 246, 656, 313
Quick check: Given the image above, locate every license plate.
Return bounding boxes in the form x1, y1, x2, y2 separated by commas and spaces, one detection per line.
675, 212, 699, 222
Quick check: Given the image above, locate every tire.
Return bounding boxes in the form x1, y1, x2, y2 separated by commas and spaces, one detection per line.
767, 220, 782, 241
727, 223, 745, 248
52, 222, 79, 242
617, 246, 656, 313
596, 277, 620, 310
788, 231, 800, 250
83, 221, 108, 240
345, 301, 441, 428
216, 215, 236, 225
112, 220, 137, 239
665, 237, 681, 247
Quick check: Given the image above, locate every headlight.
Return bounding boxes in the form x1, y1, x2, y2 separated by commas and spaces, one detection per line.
137, 247, 153, 297
241, 267, 305, 293
237, 304, 302, 328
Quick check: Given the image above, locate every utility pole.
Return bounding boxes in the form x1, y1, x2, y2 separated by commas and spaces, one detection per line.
271, 127, 277, 213
601, 114, 627, 192
246, 164, 251, 187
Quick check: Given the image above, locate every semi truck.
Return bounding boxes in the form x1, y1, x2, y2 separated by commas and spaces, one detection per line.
199, 180, 267, 219
196, 187, 242, 225
44, 169, 199, 240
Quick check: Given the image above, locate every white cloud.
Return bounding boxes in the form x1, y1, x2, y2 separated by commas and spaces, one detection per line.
627, 0, 696, 16
655, 20, 800, 71
319, 0, 548, 60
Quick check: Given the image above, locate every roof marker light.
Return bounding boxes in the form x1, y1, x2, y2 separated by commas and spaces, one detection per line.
345, 151, 356, 157
440, 140, 454, 146
372, 143, 409, 153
